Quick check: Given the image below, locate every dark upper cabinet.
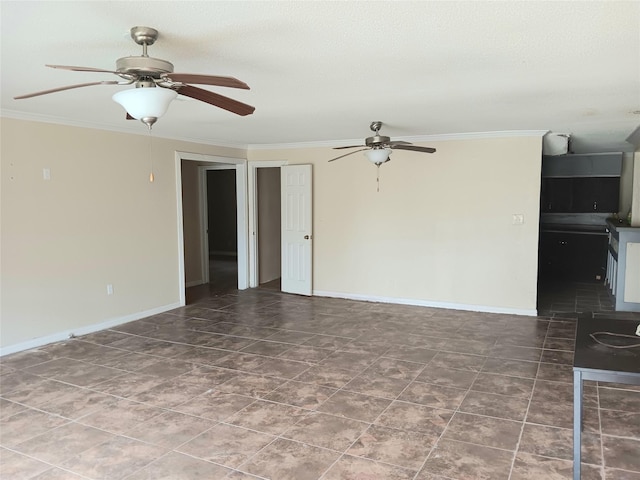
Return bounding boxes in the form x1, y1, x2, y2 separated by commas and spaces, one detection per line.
541, 178, 573, 212
572, 177, 620, 212
540, 177, 619, 213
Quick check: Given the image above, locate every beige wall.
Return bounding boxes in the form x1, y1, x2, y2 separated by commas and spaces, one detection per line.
1, 118, 543, 352
0, 118, 244, 350
250, 135, 543, 313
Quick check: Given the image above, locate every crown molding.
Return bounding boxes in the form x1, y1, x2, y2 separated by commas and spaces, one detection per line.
0, 110, 249, 150
247, 130, 549, 150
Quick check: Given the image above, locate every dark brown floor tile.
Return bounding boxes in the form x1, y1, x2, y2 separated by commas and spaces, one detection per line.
417, 365, 478, 389
264, 380, 336, 409
0, 371, 52, 396
0, 408, 69, 446
77, 398, 165, 435
526, 400, 574, 429
0, 349, 56, 370
375, 400, 453, 436
283, 411, 369, 451
363, 357, 424, 380
90, 372, 166, 398
242, 437, 340, 480
604, 468, 640, 480
343, 372, 411, 399
599, 387, 640, 412
319, 390, 391, 423
399, 381, 467, 410
489, 345, 543, 362
382, 346, 439, 364
537, 362, 573, 383
442, 412, 522, 451
14, 422, 115, 465
320, 351, 380, 370
134, 358, 198, 379
177, 423, 275, 468
602, 436, 640, 472
0, 447, 51, 480
60, 435, 168, 479
227, 400, 307, 435
519, 423, 602, 465
347, 424, 436, 470
125, 410, 216, 448
125, 451, 233, 479
471, 372, 534, 398
322, 454, 416, 480
128, 378, 208, 408
429, 352, 486, 372
251, 357, 311, 379
0, 398, 28, 420
174, 389, 255, 421
217, 373, 285, 397
481, 357, 539, 379
420, 438, 513, 479
295, 365, 358, 389
544, 337, 575, 351
30, 468, 88, 479
510, 452, 603, 480
600, 409, 640, 438
277, 345, 332, 363
459, 390, 530, 421
241, 340, 294, 356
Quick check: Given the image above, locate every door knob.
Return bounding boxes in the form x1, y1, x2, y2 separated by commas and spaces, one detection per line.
304, 235, 310, 240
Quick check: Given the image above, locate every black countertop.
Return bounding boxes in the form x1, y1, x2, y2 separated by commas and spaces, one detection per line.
574, 316, 640, 373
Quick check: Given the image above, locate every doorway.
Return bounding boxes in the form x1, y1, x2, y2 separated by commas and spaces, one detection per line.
248, 161, 287, 289
204, 168, 238, 290
175, 152, 248, 306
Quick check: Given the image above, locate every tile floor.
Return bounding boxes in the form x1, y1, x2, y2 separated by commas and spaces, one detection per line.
1, 285, 639, 480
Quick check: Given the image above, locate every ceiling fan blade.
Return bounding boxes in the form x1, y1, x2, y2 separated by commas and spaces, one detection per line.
333, 145, 365, 150
14, 80, 120, 99
328, 148, 369, 162
388, 140, 412, 146
175, 84, 255, 116
392, 144, 437, 154
46, 64, 121, 74
164, 74, 249, 90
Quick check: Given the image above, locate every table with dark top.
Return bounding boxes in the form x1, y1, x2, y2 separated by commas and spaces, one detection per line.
573, 315, 640, 479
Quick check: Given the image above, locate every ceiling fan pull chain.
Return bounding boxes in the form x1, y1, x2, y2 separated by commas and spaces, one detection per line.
377, 164, 380, 192
148, 126, 154, 183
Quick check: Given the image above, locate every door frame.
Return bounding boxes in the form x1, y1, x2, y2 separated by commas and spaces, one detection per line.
175, 151, 248, 306
247, 160, 287, 288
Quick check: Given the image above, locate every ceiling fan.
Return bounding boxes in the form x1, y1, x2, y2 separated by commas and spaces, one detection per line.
14, 26, 255, 127
329, 121, 436, 165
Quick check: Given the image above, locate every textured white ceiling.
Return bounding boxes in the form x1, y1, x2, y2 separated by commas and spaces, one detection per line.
1, 1, 639, 152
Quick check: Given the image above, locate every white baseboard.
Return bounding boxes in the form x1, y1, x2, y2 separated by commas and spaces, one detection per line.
0, 302, 182, 357
313, 290, 538, 317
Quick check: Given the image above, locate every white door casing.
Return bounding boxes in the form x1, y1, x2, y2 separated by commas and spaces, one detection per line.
281, 165, 313, 296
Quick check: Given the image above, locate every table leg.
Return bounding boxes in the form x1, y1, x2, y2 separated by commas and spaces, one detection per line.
573, 369, 583, 480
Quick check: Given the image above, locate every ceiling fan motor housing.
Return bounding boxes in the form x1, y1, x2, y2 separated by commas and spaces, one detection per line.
365, 134, 391, 147
116, 56, 174, 78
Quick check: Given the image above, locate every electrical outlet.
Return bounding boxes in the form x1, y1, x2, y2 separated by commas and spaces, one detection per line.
512, 214, 524, 225
43, 168, 51, 180
106, 284, 114, 295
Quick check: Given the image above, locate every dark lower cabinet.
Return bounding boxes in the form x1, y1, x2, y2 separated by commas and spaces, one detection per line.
538, 232, 608, 282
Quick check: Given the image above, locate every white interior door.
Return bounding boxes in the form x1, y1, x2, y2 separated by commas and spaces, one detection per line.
281, 165, 313, 295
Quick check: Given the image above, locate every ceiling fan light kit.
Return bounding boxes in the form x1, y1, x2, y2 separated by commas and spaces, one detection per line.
112, 85, 177, 128
14, 26, 255, 126
364, 147, 392, 165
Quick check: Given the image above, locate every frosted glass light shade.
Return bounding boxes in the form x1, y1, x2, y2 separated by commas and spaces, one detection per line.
112, 87, 177, 120
364, 148, 391, 165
